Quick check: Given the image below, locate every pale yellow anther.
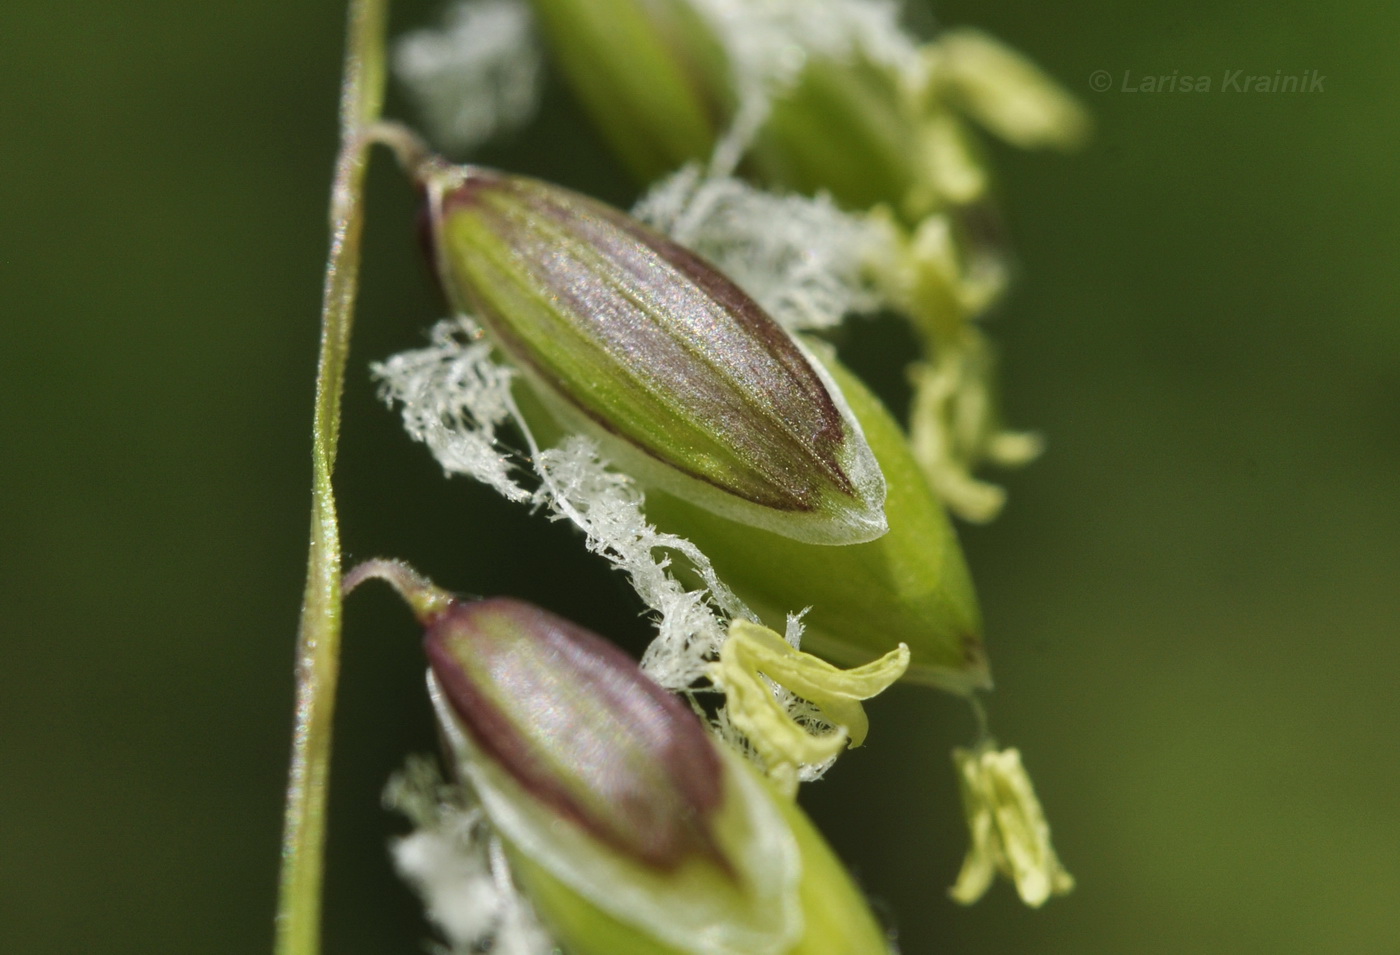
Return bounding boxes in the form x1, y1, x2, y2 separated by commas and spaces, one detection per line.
713, 620, 909, 797
866, 213, 1007, 347
926, 29, 1091, 152
949, 743, 1074, 907
917, 111, 989, 207
906, 216, 1007, 323
907, 328, 1042, 523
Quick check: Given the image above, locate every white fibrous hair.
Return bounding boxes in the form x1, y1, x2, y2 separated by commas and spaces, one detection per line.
372, 317, 754, 692
386, 757, 555, 955
700, 0, 918, 81
393, 0, 542, 155
688, 0, 921, 172
633, 165, 893, 331
531, 437, 751, 690
372, 321, 530, 504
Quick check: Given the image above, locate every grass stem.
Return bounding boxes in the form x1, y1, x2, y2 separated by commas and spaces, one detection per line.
274, 1, 390, 952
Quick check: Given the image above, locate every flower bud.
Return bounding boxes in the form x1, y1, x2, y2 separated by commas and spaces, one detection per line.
510, 1, 1079, 518
512, 780, 898, 955
523, 1, 1083, 216
527, 0, 734, 182
353, 560, 892, 954
748, 51, 926, 221
524, 0, 931, 218
644, 344, 988, 694
420, 163, 888, 545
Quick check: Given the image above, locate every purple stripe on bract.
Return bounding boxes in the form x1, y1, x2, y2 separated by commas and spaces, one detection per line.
425, 597, 731, 874
436, 171, 855, 509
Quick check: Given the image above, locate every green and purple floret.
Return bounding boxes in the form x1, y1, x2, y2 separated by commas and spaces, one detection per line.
348, 559, 895, 954
424, 595, 729, 873
420, 164, 888, 546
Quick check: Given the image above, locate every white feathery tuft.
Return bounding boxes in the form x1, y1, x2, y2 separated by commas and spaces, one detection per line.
634, 165, 893, 331
374, 317, 755, 693
529, 436, 751, 690
394, 0, 543, 155
373, 320, 530, 504
386, 757, 555, 955
689, 0, 921, 171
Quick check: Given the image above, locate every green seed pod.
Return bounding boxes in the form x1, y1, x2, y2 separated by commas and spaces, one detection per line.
422, 164, 888, 545
511, 0, 1085, 518
748, 50, 930, 223
511, 780, 897, 955
526, 0, 734, 183
521, 0, 1070, 219
645, 345, 988, 694
356, 561, 892, 954
523, 0, 924, 214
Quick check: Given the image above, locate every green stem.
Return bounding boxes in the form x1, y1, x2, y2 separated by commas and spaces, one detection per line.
275, 1, 389, 953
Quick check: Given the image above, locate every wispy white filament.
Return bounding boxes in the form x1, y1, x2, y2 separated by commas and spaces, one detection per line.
695, 0, 918, 83
376, 316, 857, 790
689, 0, 922, 171
386, 757, 555, 955
373, 317, 752, 692
393, 0, 542, 155
373, 320, 529, 503
530, 436, 750, 690
634, 165, 893, 331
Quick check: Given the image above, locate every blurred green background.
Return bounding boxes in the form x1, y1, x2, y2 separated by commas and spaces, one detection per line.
3, 0, 1397, 952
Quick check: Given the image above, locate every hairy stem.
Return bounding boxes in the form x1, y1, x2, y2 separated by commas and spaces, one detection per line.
275, 1, 390, 953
